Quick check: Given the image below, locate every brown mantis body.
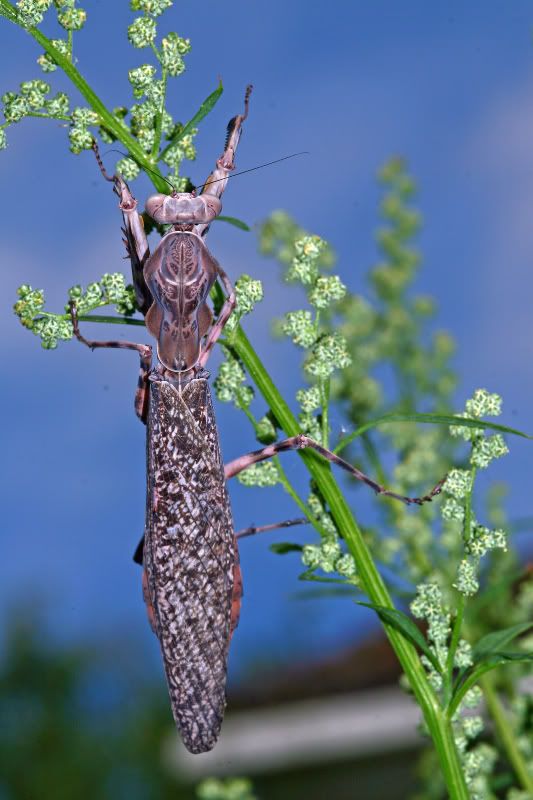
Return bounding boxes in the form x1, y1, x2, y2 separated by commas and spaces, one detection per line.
71, 87, 443, 753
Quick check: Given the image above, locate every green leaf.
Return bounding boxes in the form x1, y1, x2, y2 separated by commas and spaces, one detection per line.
298, 570, 351, 585
215, 215, 251, 231
358, 602, 442, 673
158, 82, 223, 161
335, 412, 532, 455
449, 651, 533, 717
269, 542, 303, 555
291, 587, 358, 601
474, 622, 533, 660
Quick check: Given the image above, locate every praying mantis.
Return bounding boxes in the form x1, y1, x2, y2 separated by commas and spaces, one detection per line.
66, 86, 443, 754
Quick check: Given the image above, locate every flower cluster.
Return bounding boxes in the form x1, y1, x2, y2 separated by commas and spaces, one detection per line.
13, 273, 137, 349
0, 80, 69, 148
214, 274, 264, 413
1, 0, 196, 189
442, 390, 509, 597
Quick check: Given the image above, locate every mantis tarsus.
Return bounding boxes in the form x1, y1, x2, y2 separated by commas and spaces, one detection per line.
69, 86, 443, 754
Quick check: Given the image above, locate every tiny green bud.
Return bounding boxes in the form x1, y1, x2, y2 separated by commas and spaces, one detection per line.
470, 434, 508, 469
58, 7, 87, 30
131, 0, 173, 15
282, 310, 317, 349
454, 559, 479, 596
255, 415, 277, 444
441, 498, 465, 523
0, 128, 7, 149
16, 0, 53, 27
128, 64, 157, 98
443, 469, 472, 500
305, 333, 351, 378
296, 386, 322, 413
308, 275, 346, 309
128, 16, 157, 48
301, 544, 321, 569
238, 461, 279, 488
161, 32, 190, 76
116, 157, 141, 181
3, 93, 29, 123
465, 389, 502, 418
37, 38, 69, 73
286, 235, 325, 285
454, 639, 473, 668
235, 275, 263, 316
45, 91, 69, 117
68, 125, 93, 153
20, 79, 50, 108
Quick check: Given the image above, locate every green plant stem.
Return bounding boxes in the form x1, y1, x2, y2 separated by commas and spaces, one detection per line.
481, 675, 533, 794
230, 319, 469, 799
151, 66, 167, 160
444, 593, 465, 705
320, 377, 330, 448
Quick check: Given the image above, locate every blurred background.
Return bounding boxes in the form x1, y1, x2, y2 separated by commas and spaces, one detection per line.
1, 2, 533, 798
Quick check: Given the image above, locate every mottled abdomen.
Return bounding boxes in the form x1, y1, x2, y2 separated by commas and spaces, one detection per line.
143, 374, 236, 753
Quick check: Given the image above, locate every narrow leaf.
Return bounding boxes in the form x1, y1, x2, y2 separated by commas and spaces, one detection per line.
474, 622, 533, 660
299, 570, 351, 585
158, 83, 223, 161
269, 542, 303, 555
449, 651, 533, 717
335, 412, 532, 455
215, 215, 251, 231
358, 602, 441, 673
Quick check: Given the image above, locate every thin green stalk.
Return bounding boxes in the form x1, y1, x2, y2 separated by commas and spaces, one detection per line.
274, 459, 329, 538
151, 66, 167, 160
230, 320, 469, 799
443, 593, 465, 706
320, 377, 330, 448
463, 466, 477, 543
481, 676, 533, 794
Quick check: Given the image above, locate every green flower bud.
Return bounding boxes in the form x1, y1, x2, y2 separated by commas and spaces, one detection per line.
116, 157, 140, 180
296, 386, 321, 413
3, 93, 29, 123
37, 39, 69, 72
454, 559, 479, 596
20, 79, 50, 108
45, 91, 69, 116
131, 0, 173, 15
128, 16, 157, 48
128, 64, 156, 98
465, 389, 502, 418
308, 275, 346, 309
305, 333, 351, 378
58, 7, 86, 30
255, 415, 277, 444
68, 125, 93, 153
16, 0, 53, 27
238, 461, 279, 488
282, 310, 316, 348
161, 32, 190, 76
443, 469, 472, 500
470, 434, 508, 469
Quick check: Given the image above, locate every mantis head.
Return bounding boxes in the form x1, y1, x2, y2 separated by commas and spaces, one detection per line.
145, 192, 222, 225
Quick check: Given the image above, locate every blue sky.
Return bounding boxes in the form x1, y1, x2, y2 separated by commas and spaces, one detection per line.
2, 1, 533, 683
